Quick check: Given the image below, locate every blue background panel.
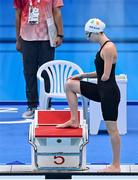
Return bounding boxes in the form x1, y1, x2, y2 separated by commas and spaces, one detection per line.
0, 0, 138, 101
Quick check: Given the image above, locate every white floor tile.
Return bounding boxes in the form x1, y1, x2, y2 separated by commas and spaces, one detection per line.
120, 165, 131, 172
86, 165, 107, 172
130, 165, 138, 172
11, 165, 33, 172
0, 165, 11, 172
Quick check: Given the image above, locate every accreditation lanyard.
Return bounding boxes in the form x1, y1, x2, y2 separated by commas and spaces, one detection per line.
28, 0, 40, 25
29, 0, 40, 7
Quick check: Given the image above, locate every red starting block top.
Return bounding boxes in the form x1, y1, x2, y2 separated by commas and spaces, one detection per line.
35, 110, 82, 137
35, 126, 82, 137
37, 110, 81, 124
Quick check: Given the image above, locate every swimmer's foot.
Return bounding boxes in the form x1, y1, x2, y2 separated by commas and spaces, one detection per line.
56, 119, 79, 128
98, 165, 121, 173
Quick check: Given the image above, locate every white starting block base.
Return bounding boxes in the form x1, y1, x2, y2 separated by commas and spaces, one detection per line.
34, 137, 86, 170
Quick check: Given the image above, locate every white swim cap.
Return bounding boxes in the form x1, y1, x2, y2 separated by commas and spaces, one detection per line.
85, 18, 106, 33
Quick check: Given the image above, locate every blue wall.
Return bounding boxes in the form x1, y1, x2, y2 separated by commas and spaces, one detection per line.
0, 0, 138, 101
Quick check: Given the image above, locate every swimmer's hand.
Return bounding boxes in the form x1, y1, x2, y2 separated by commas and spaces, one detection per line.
101, 74, 109, 81
67, 74, 84, 81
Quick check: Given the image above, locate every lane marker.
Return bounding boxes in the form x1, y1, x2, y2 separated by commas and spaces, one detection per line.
0, 107, 18, 113
0, 119, 33, 124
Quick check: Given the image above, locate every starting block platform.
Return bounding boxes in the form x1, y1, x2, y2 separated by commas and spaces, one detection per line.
29, 110, 88, 171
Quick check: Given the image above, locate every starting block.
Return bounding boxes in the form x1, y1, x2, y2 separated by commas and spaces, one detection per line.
29, 110, 88, 171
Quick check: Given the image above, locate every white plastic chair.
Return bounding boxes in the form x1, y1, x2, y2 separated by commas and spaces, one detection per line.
37, 60, 88, 119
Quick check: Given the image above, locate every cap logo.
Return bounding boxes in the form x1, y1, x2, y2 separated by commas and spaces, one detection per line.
91, 20, 94, 23
96, 20, 100, 25
89, 25, 100, 30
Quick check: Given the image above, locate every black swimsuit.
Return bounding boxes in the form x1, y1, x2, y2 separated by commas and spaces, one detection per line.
80, 41, 120, 121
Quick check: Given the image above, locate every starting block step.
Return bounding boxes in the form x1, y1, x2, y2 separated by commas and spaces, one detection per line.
35, 126, 82, 137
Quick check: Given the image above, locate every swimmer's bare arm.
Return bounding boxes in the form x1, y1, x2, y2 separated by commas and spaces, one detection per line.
70, 71, 97, 80
101, 45, 115, 81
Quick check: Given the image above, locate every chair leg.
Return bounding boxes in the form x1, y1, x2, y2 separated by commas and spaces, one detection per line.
39, 95, 45, 109
45, 97, 50, 109
82, 96, 89, 122
39, 94, 50, 109
89, 101, 102, 135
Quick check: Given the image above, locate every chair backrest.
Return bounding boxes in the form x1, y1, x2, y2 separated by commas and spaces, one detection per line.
37, 60, 83, 94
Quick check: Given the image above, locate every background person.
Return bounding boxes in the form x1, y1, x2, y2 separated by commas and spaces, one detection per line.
14, 0, 64, 118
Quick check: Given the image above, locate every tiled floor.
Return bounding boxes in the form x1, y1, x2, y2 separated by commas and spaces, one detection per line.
0, 165, 137, 179
0, 164, 137, 172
